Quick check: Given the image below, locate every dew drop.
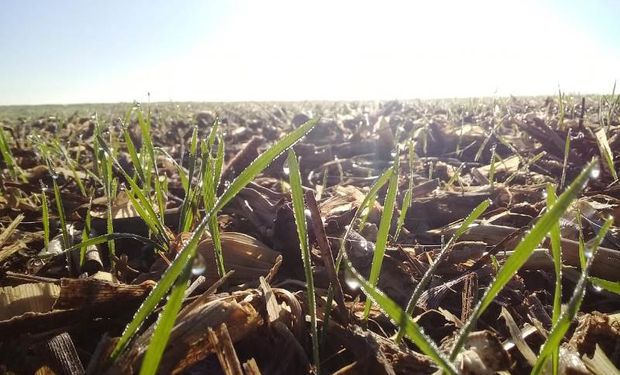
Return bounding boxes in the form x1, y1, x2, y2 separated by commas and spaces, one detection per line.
191, 253, 206, 276
344, 269, 360, 290
282, 164, 290, 176
359, 237, 368, 251
593, 285, 603, 293
571, 132, 585, 140
590, 163, 601, 180
583, 249, 593, 259
542, 189, 548, 199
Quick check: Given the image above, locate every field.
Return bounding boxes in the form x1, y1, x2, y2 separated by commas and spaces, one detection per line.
0, 96, 619, 374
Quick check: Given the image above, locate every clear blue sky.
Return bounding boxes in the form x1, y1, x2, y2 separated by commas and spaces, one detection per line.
1, 0, 618, 105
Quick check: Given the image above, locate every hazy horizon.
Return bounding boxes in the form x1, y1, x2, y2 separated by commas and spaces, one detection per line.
1, 0, 619, 106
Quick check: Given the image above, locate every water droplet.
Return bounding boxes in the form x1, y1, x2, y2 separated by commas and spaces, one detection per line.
191, 253, 206, 276
282, 164, 290, 176
593, 285, 603, 293
590, 163, 601, 180
359, 237, 368, 251
344, 268, 360, 290
542, 190, 548, 199
571, 132, 585, 140
584, 249, 593, 259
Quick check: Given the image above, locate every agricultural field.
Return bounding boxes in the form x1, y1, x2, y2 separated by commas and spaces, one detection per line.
0, 96, 619, 374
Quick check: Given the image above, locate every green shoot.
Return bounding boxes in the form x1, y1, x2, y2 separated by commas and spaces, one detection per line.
288, 149, 320, 373
394, 140, 415, 240
558, 88, 565, 130
342, 257, 457, 375
488, 147, 497, 189
40, 183, 50, 248
363, 151, 399, 320
96, 135, 169, 246
589, 277, 620, 295
322, 167, 393, 335
531, 218, 613, 374
560, 132, 571, 190
139, 265, 192, 375
0, 127, 22, 181
109, 118, 317, 362
178, 127, 198, 233
201, 122, 225, 276
449, 160, 596, 361
396, 199, 490, 343
595, 129, 618, 182
52, 176, 70, 250
546, 184, 562, 375
80, 199, 93, 267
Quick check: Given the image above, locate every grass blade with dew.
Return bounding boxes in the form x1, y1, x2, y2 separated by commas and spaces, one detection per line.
560, 132, 571, 190
201, 124, 226, 276
288, 149, 320, 373
322, 167, 393, 337
40, 182, 50, 248
363, 150, 400, 320
342, 257, 458, 375
558, 88, 565, 130
531, 218, 613, 374
139, 264, 192, 375
123, 125, 146, 183
80, 199, 93, 267
157, 147, 189, 191
51, 174, 70, 250
446, 163, 465, 189
109, 118, 317, 361
449, 160, 596, 361
395, 199, 490, 343
137, 109, 157, 194
589, 277, 620, 295
394, 140, 415, 240
595, 129, 618, 181
488, 146, 497, 189
0, 126, 22, 181
178, 127, 198, 233
96, 135, 169, 245
546, 184, 562, 374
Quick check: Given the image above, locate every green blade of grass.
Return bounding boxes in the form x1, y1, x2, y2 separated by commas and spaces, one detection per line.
287, 149, 320, 373
531, 218, 613, 374
595, 129, 618, 181
0, 127, 21, 180
342, 258, 458, 375
449, 159, 596, 361
40, 183, 50, 248
52, 177, 70, 250
396, 199, 490, 343
394, 140, 415, 240
123, 127, 146, 183
178, 127, 198, 233
589, 277, 620, 294
109, 118, 317, 361
139, 265, 192, 375
546, 184, 563, 375
363, 153, 399, 320
560, 132, 571, 190
322, 167, 393, 337
80, 199, 93, 267
96, 135, 169, 244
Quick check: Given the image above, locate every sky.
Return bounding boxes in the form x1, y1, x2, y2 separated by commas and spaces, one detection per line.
0, 0, 619, 105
